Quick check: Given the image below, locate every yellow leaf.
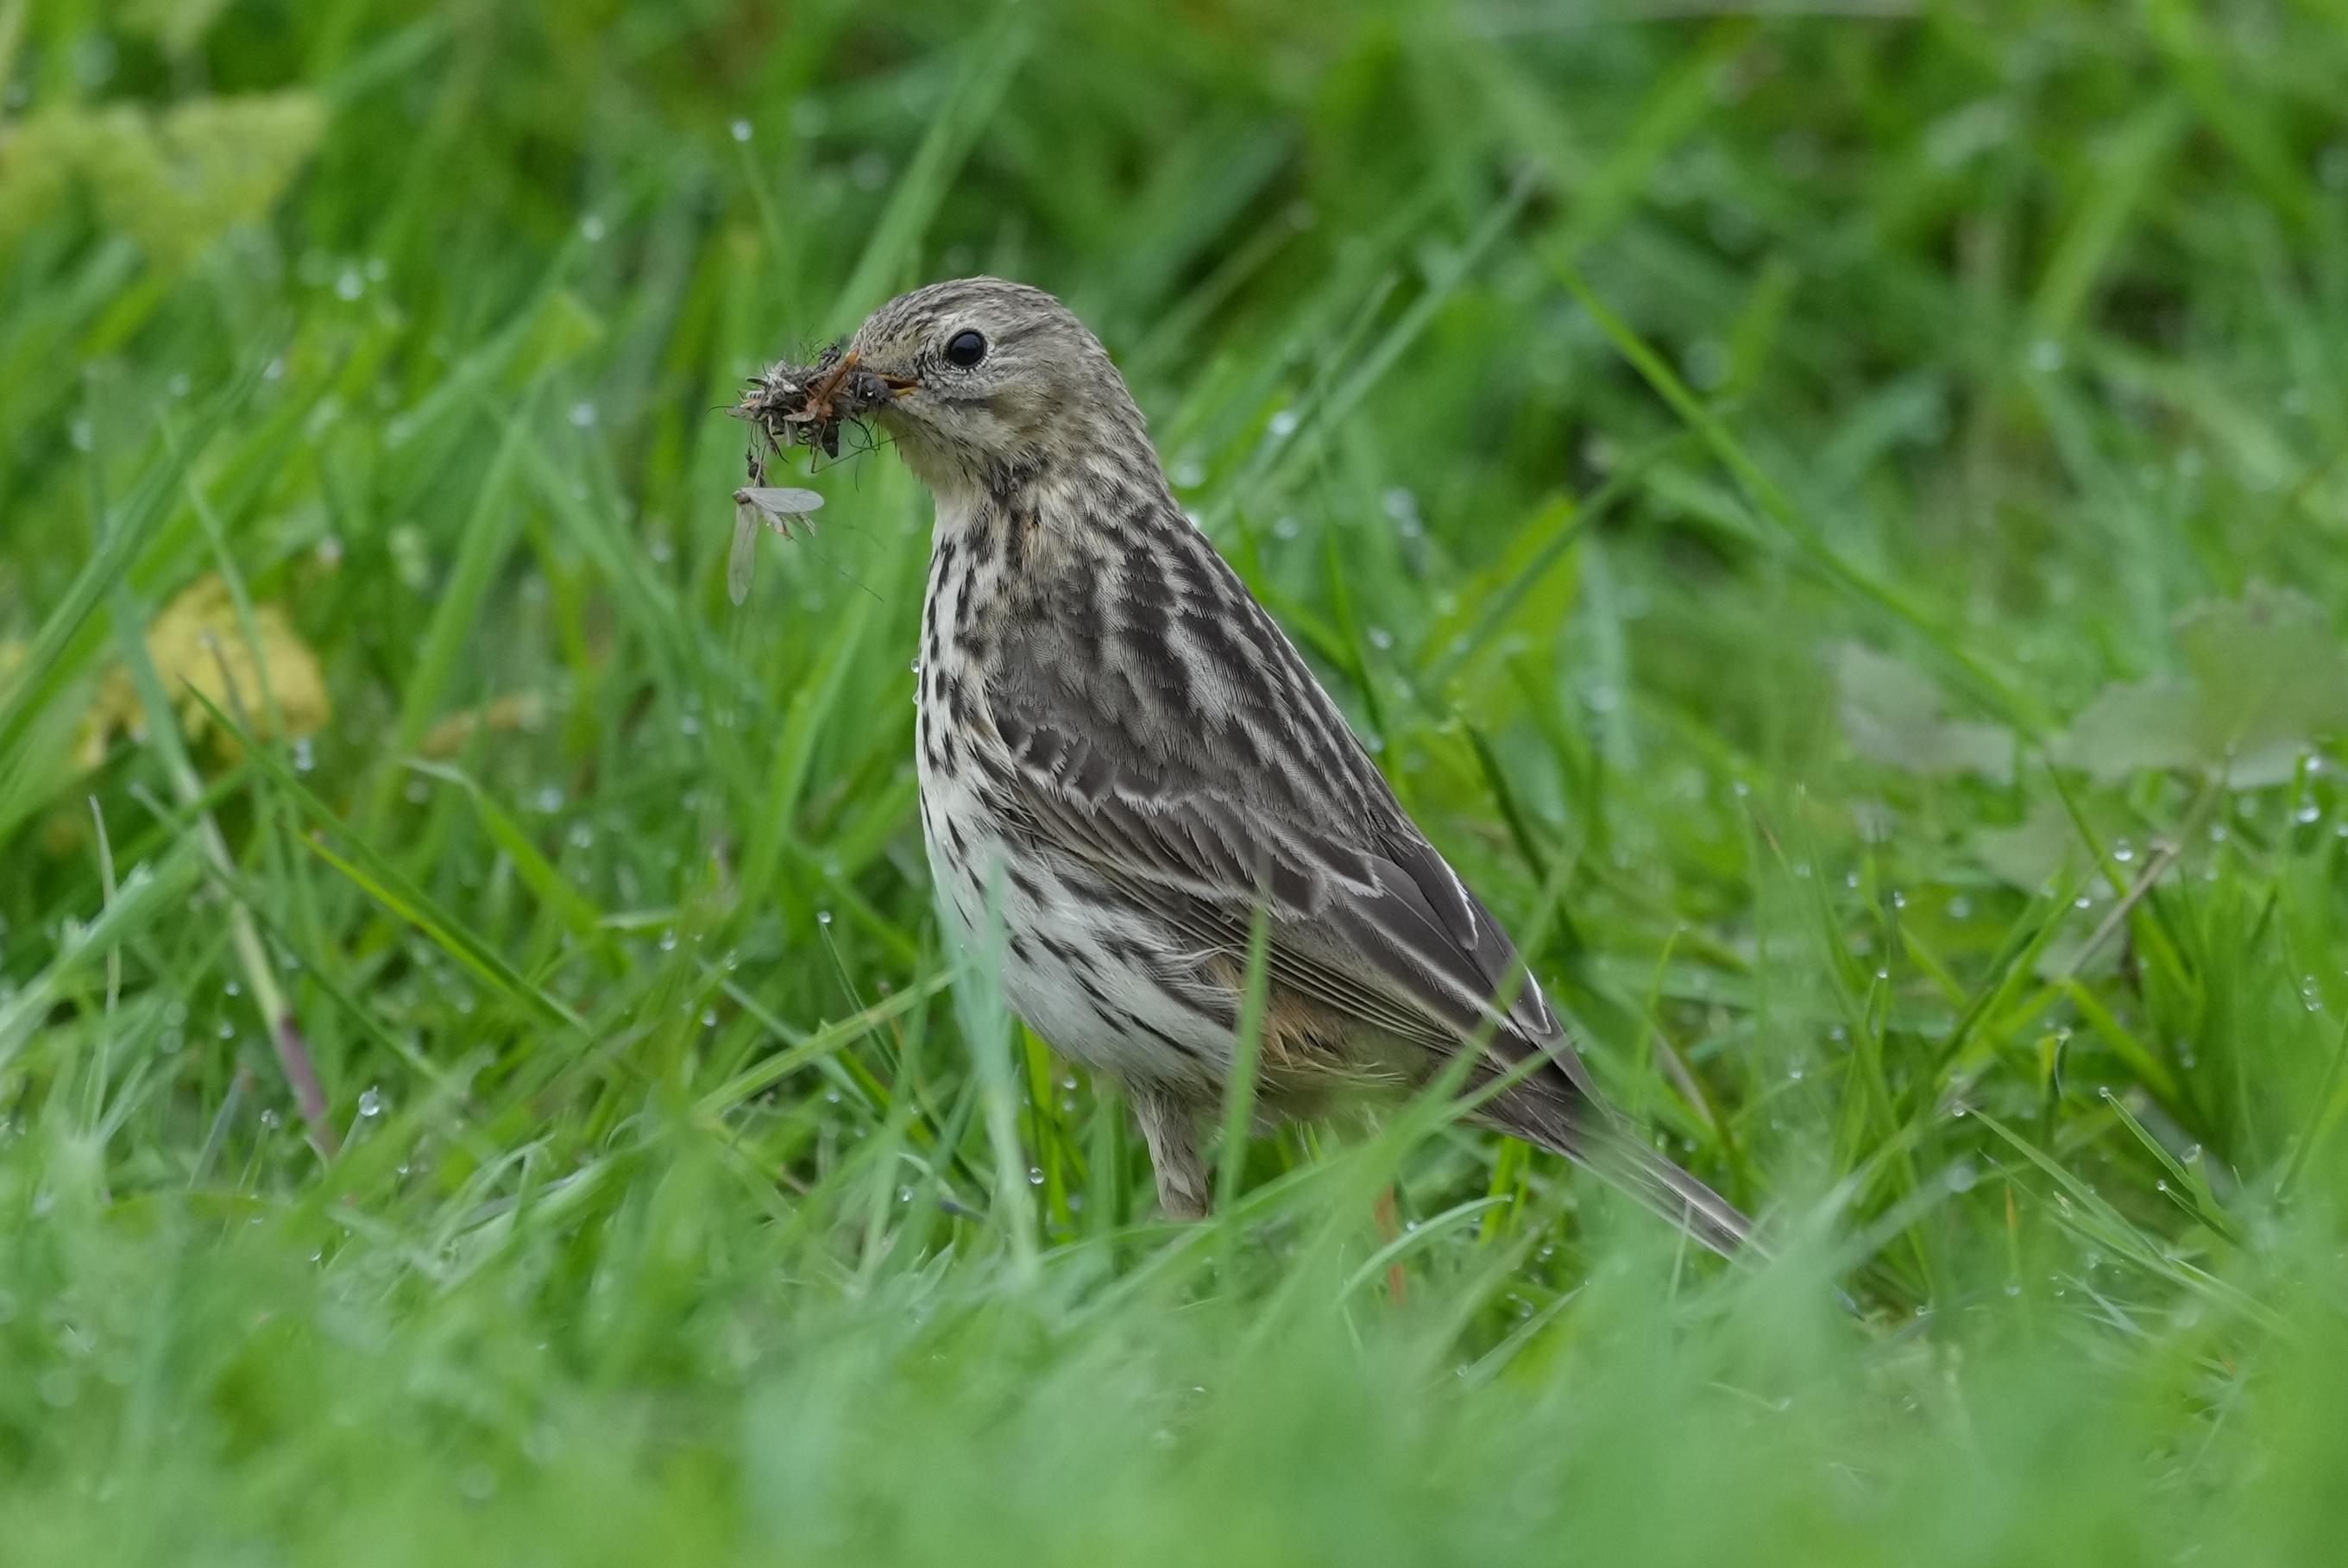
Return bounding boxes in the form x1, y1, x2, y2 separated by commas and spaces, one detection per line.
0, 91, 324, 270
79, 576, 331, 768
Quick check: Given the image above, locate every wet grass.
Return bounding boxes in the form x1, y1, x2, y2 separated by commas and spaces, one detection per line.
3, 0, 2348, 1560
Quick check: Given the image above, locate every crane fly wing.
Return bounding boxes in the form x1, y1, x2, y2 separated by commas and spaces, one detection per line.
727, 488, 822, 608
727, 499, 761, 607
737, 488, 823, 528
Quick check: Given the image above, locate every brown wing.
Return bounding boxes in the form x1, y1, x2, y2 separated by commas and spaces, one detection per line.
983, 690, 1589, 1091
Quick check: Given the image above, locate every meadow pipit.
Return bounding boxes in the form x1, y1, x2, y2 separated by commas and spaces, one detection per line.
741, 278, 1753, 1254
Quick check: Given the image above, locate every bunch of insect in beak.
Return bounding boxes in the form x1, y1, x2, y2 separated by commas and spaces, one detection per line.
722, 343, 916, 605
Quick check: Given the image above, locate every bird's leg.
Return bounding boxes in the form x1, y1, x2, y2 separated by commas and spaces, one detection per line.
1372, 1185, 1409, 1306
1130, 1083, 1211, 1220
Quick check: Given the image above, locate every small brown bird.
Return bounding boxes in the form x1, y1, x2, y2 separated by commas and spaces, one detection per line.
801, 277, 1753, 1254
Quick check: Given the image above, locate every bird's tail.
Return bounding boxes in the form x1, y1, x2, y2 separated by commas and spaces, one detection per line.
1482, 1074, 1759, 1259
1580, 1123, 1760, 1262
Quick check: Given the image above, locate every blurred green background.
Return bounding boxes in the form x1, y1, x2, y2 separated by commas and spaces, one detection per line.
3, 0, 2348, 1560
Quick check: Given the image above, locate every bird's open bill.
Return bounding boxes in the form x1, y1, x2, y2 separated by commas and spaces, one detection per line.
727, 486, 824, 606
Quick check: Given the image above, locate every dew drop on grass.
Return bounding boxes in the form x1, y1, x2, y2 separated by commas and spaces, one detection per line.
357, 1087, 384, 1118
817, 910, 833, 926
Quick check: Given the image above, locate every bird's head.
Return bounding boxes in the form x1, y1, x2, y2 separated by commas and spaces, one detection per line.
845, 277, 1149, 499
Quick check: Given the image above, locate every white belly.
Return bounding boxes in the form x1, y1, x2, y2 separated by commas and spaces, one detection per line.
916, 759, 1230, 1093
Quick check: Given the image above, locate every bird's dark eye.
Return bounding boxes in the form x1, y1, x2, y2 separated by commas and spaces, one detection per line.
943, 330, 987, 368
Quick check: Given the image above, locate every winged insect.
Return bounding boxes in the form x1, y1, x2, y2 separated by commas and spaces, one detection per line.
727, 486, 824, 606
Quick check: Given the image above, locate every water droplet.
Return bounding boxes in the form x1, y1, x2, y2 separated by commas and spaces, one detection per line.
1028, 1167, 1045, 1186
730, 118, 752, 142
658, 929, 678, 952
1946, 1162, 1976, 1193
2112, 841, 2134, 863
357, 1087, 384, 1118
1268, 408, 1299, 438
293, 737, 316, 772
817, 910, 833, 927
